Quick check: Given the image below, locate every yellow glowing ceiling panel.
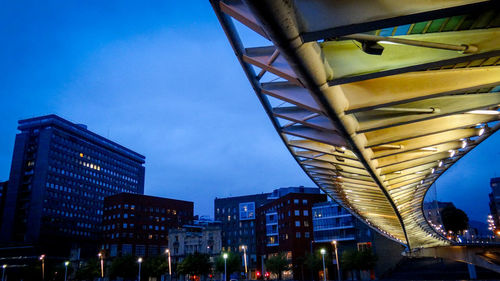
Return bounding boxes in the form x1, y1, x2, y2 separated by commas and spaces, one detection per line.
212, 0, 500, 248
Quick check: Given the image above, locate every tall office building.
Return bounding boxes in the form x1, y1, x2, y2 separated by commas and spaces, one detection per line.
0, 115, 145, 257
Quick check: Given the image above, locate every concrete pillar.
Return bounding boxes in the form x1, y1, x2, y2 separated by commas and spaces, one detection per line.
468, 263, 477, 280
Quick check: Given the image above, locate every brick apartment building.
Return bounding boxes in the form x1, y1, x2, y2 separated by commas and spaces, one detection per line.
102, 193, 193, 257
256, 191, 327, 280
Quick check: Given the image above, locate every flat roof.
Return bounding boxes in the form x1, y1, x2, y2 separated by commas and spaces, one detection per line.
18, 114, 145, 163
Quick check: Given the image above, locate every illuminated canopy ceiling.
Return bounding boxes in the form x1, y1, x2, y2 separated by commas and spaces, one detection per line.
210, 0, 500, 248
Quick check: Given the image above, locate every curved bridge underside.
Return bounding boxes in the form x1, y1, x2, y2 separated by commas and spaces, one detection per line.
210, 0, 500, 249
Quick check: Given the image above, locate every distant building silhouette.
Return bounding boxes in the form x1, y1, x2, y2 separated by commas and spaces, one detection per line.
0, 114, 145, 258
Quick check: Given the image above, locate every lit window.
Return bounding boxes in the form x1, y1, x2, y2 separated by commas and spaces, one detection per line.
295, 221, 300, 227
294, 210, 300, 216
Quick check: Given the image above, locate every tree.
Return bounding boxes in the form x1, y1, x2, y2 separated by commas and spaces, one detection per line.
178, 252, 212, 278
215, 252, 241, 279
143, 256, 169, 279
441, 205, 469, 234
109, 255, 138, 280
357, 249, 377, 271
341, 249, 377, 280
341, 250, 358, 280
304, 253, 323, 280
75, 258, 101, 281
265, 253, 290, 280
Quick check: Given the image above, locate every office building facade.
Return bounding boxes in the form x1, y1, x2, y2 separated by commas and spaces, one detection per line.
0, 115, 145, 257
214, 193, 272, 275
312, 201, 357, 243
256, 190, 327, 280
103, 193, 193, 258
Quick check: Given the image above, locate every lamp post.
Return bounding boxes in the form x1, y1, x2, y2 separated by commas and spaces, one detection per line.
320, 249, 326, 281
138, 257, 143, 281
332, 241, 341, 281
223, 253, 228, 281
98, 252, 104, 279
2, 264, 6, 281
40, 254, 46, 281
166, 249, 172, 281
242, 246, 248, 280
64, 261, 70, 281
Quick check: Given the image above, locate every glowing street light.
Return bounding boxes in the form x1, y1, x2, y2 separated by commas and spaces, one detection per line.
166, 249, 172, 281
320, 249, 326, 281
223, 253, 228, 281
2, 264, 6, 281
332, 240, 341, 281
241, 245, 248, 280
138, 257, 143, 281
98, 252, 104, 278
64, 261, 70, 281
40, 254, 46, 281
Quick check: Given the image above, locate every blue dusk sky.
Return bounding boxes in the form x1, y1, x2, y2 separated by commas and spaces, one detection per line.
0, 1, 499, 222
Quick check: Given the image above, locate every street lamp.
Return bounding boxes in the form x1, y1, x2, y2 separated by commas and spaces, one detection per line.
223, 253, 228, 281
166, 249, 172, 281
64, 261, 70, 281
98, 252, 104, 279
320, 249, 326, 281
138, 257, 143, 281
332, 240, 341, 281
2, 264, 6, 281
40, 254, 46, 281
241, 245, 248, 280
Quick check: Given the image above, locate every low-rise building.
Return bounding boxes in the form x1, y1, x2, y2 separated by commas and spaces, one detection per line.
168, 219, 222, 264
102, 193, 193, 257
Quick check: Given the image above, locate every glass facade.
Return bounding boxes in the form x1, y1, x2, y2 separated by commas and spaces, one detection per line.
312, 202, 356, 242
266, 212, 279, 246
